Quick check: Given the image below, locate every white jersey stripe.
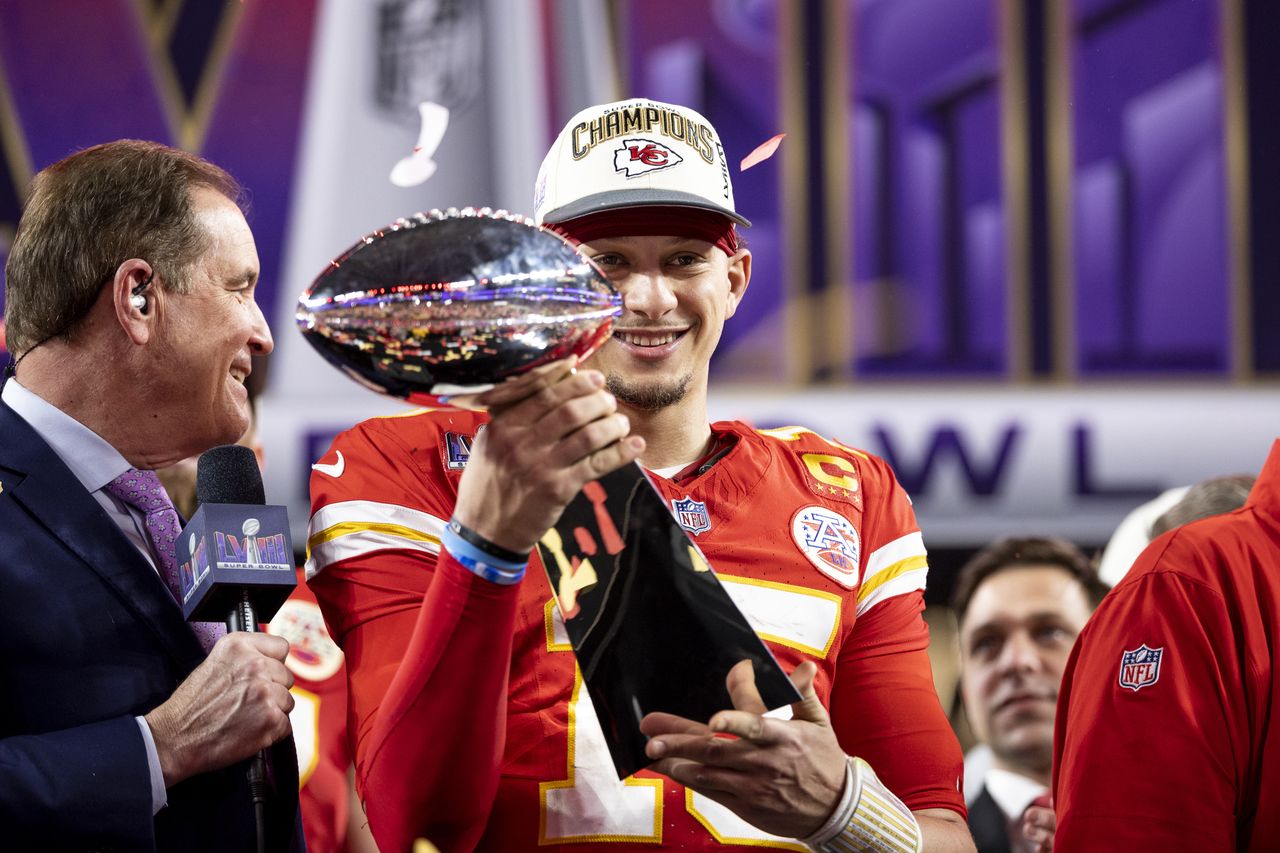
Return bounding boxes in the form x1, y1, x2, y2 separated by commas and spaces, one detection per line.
719, 576, 842, 658
862, 531, 926, 582
307, 500, 447, 544
857, 555, 928, 607
305, 500, 447, 578
305, 528, 441, 578
855, 568, 929, 617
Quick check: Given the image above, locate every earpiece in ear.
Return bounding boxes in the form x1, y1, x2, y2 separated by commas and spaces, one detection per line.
130, 270, 154, 314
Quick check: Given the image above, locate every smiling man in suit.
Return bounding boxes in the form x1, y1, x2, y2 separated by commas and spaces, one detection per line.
0, 140, 302, 850
952, 538, 1105, 853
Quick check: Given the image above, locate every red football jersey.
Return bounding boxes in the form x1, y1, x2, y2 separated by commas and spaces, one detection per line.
1053, 440, 1280, 851
268, 571, 355, 853
308, 411, 964, 852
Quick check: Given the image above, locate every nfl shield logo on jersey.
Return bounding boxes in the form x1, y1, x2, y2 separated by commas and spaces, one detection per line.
791, 506, 861, 588
671, 497, 712, 536
1118, 644, 1164, 692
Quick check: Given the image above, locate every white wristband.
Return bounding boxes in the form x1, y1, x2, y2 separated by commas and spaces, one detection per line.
802, 756, 858, 847
803, 756, 921, 853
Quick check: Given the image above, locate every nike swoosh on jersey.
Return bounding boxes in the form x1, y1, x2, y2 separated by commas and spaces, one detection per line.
312, 450, 346, 478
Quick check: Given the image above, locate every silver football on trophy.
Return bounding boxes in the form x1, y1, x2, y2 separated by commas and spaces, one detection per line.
297, 209, 620, 405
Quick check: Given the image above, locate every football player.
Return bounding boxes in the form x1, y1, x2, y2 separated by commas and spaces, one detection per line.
307, 98, 971, 853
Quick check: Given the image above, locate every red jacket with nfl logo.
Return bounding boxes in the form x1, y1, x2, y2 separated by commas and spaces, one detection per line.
1053, 439, 1280, 851
306, 411, 965, 852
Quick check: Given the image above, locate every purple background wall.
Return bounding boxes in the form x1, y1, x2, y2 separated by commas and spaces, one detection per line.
0, 0, 318, 363
1072, 0, 1228, 373
611, 0, 1248, 381
0, 0, 1260, 382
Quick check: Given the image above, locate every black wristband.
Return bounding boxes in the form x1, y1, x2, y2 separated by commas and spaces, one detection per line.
448, 518, 529, 564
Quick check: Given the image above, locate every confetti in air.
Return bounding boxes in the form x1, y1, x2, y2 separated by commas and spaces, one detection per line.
739, 133, 786, 172
390, 102, 450, 187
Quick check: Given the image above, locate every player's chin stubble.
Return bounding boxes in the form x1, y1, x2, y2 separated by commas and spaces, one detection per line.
606, 372, 692, 411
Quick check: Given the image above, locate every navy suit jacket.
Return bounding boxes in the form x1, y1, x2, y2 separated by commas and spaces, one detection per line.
968, 786, 1013, 853
0, 399, 302, 851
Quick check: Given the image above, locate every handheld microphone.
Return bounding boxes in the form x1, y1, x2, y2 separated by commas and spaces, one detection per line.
177, 444, 296, 853
176, 444, 296, 629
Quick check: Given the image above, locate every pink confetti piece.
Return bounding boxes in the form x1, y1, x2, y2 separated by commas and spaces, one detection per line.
739, 133, 785, 172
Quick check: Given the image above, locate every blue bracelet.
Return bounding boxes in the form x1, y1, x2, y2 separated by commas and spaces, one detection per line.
441, 523, 527, 585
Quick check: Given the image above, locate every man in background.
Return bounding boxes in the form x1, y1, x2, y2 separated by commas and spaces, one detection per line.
952, 537, 1105, 852
1054, 457, 1279, 850
1015, 477, 1257, 852
1148, 474, 1255, 539
1096, 473, 1256, 586
0, 140, 300, 849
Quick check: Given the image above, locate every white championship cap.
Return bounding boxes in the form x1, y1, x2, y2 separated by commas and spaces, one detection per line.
534, 97, 750, 227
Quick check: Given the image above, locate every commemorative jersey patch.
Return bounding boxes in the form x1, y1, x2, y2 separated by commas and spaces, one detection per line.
797, 451, 864, 510
614, 137, 683, 177
1118, 644, 1164, 692
442, 427, 485, 470
791, 505, 861, 588
269, 598, 344, 682
671, 496, 712, 536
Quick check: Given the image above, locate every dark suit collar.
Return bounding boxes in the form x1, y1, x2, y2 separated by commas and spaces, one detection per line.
0, 400, 205, 670
968, 786, 1013, 853
1, 377, 131, 493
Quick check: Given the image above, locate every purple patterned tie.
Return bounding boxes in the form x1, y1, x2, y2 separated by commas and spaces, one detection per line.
104, 468, 224, 652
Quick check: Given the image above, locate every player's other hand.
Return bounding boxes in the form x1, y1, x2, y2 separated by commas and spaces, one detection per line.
144, 631, 295, 787
1022, 797, 1055, 852
639, 659, 847, 839
453, 356, 644, 554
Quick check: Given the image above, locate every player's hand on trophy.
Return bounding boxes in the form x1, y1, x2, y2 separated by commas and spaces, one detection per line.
453, 356, 645, 555
640, 659, 847, 839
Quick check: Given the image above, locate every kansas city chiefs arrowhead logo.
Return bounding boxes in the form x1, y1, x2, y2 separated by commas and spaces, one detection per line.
614, 137, 683, 177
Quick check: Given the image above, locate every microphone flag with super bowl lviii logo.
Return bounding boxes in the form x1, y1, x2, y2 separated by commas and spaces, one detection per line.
177, 503, 296, 625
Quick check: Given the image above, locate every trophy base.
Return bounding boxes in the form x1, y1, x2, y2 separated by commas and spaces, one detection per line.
536, 461, 801, 779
